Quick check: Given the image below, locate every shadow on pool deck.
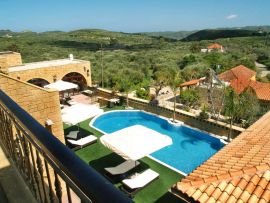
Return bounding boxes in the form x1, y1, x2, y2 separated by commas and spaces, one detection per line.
64, 125, 95, 136
89, 153, 150, 176
154, 192, 183, 203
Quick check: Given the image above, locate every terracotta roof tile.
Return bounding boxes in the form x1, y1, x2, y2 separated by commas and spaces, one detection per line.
249, 80, 270, 101
210, 187, 223, 200
256, 165, 270, 172
192, 189, 203, 200
186, 187, 196, 197
244, 182, 256, 194
172, 110, 270, 203
198, 192, 210, 202
260, 187, 270, 202
237, 179, 248, 190
226, 195, 237, 203
258, 199, 268, 203
247, 194, 259, 203
218, 65, 256, 83
229, 170, 244, 177
231, 186, 244, 199
217, 191, 230, 202
180, 78, 203, 87
253, 186, 265, 199
224, 183, 236, 195
205, 196, 217, 203
243, 167, 257, 174
207, 43, 223, 49
217, 173, 231, 180
238, 191, 252, 202
217, 65, 270, 101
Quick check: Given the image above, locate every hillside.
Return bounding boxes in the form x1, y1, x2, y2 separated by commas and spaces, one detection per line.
142, 26, 270, 40
231, 25, 270, 32
0, 29, 14, 37
0, 28, 269, 88
182, 29, 267, 41
142, 31, 195, 40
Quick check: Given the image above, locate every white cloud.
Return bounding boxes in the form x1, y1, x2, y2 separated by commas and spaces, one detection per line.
226, 14, 238, 20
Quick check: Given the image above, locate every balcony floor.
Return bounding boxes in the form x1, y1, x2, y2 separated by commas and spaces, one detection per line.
0, 146, 36, 203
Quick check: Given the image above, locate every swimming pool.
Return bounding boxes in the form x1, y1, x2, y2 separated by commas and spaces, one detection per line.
90, 110, 224, 174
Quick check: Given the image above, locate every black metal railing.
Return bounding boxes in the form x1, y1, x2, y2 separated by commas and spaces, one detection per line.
0, 90, 132, 203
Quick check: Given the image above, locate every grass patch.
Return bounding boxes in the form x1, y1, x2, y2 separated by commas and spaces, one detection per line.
102, 105, 126, 112
64, 109, 184, 203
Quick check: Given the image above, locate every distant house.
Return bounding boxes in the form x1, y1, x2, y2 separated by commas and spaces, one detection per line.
220, 65, 270, 105
201, 43, 224, 53
180, 65, 270, 107
218, 65, 256, 82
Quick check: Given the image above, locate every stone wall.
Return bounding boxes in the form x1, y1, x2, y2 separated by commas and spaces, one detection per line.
0, 52, 22, 73
0, 73, 64, 142
96, 88, 244, 138
8, 60, 91, 86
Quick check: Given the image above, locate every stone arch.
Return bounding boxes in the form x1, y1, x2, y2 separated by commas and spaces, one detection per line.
27, 78, 50, 87
62, 72, 87, 90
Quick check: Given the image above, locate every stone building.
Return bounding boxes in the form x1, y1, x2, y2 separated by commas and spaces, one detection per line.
0, 51, 92, 142
2, 52, 91, 89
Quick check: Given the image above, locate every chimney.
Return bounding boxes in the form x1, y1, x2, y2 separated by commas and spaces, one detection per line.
69, 54, 74, 61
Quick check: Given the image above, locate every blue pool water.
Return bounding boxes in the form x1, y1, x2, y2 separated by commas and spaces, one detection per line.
91, 110, 224, 174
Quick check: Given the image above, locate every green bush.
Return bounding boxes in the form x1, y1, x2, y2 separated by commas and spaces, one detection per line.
136, 88, 149, 100
199, 106, 209, 120
179, 88, 201, 107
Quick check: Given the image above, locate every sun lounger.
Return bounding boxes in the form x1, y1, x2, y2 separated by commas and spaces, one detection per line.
66, 100, 78, 106
65, 131, 80, 140
120, 169, 159, 197
104, 160, 140, 182
67, 135, 97, 150
105, 160, 140, 175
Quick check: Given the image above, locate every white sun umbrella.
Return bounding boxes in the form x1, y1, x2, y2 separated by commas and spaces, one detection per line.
44, 80, 78, 91
100, 125, 172, 161
62, 104, 103, 130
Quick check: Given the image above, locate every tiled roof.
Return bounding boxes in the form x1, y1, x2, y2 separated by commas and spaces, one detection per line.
230, 79, 270, 101
249, 81, 270, 101
218, 65, 256, 82
207, 43, 223, 49
180, 79, 203, 87
172, 110, 270, 203
230, 78, 251, 94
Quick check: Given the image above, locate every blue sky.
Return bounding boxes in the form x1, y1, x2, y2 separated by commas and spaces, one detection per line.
0, 0, 269, 32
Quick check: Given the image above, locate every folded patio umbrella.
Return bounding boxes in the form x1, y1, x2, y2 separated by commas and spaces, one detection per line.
61, 103, 103, 126
100, 125, 172, 161
44, 80, 78, 91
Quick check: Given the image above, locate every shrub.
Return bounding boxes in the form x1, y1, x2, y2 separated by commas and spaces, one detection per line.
136, 88, 149, 100
179, 88, 201, 107
199, 106, 209, 120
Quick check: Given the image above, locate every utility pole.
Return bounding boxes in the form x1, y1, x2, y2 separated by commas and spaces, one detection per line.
101, 43, 104, 88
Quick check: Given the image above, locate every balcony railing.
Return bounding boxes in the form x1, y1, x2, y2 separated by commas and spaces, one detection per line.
0, 90, 132, 203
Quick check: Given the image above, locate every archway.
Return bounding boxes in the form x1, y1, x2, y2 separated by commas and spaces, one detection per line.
27, 78, 50, 87
62, 72, 87, 90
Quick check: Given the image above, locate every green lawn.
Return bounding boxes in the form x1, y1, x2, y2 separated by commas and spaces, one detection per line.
64, 106, 183, 203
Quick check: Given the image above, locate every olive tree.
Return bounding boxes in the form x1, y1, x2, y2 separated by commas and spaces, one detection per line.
223, 88, 261, 141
